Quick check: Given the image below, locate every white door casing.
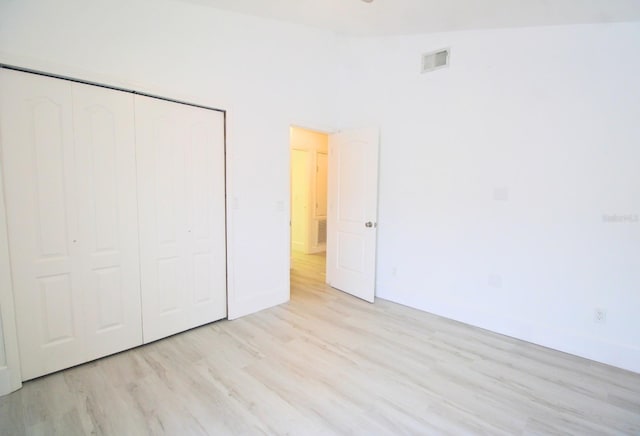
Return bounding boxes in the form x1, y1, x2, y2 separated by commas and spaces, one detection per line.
0, 69, 143, 380
326, 128, 380, 303
135, 95, 226, 344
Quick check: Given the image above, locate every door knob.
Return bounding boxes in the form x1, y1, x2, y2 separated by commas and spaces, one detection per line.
365, 221, 373, 228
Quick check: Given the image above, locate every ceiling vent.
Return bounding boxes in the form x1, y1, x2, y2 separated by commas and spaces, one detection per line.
422, 48, 450, 73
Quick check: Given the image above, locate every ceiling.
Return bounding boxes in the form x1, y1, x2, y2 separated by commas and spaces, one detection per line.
178, 0, 640, 36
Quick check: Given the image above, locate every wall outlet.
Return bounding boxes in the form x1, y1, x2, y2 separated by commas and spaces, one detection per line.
594, 308, 607, 324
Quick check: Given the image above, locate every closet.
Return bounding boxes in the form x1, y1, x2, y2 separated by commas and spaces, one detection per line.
135, 95, 227, 343
0, 68, 226, 381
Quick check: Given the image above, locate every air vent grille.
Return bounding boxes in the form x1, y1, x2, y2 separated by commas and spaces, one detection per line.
422, 48, 450, 73
317, 219, 327, 245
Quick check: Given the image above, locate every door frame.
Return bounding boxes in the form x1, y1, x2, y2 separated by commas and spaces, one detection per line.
288, 124, 333, 274
288, 124, 380, 302
289, 125, 331, 257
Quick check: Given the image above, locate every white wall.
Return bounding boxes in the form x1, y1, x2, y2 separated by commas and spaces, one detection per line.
0, 0, 338, 324
337, 22, 640, 372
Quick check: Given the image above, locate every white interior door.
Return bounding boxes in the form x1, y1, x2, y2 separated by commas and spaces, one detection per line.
135, 95, 226, 343
0, 70, 85, 380
326, 128, 379, 303
71, 82, 142, 361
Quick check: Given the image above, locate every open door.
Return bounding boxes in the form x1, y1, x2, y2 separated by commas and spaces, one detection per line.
326, 128, 379, 303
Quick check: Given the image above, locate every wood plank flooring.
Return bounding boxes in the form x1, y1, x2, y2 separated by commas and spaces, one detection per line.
1, 251, 639, 435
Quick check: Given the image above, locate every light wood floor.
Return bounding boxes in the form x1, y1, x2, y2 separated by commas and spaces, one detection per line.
1, 252, 639, 435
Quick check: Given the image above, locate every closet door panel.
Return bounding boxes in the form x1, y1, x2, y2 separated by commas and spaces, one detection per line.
72, 83, 142, 360
186, 109, 227, 325
0, 69, 84, 380
135, 95, 189, 342
135, 95, 226, 343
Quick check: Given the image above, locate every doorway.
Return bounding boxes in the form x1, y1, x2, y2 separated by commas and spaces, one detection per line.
290, 125, 380, 303
290, 126, 329, 286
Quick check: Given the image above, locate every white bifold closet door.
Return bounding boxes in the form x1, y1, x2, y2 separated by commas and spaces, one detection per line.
0, 69, 142, 380
134, 95, 226, 343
